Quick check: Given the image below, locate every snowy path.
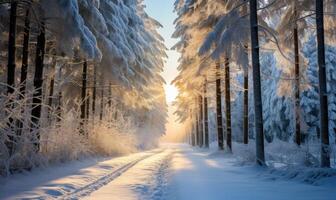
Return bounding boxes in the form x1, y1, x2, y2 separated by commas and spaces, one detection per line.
166, 145, 336, 200
83, 147, 174, 200
0, 148, 170, 200
1, 144, 335, 200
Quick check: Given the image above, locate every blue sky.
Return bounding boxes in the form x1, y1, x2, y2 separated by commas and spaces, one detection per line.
144, 0, 184, 139
144, 0, 179, 85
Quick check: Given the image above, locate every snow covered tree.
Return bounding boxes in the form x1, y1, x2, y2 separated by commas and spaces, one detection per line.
302, 36, 336, 167
273, 0, 313, 146
0, 0, 168, 174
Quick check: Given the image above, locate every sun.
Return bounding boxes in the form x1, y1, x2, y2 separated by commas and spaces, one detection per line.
165, 84, 178, 104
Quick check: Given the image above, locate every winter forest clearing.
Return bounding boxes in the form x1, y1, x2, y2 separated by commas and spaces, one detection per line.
1, 0, 336, 199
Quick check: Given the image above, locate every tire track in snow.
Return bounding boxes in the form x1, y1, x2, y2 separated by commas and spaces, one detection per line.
58, 149, 166, 200
147, 149, 174, 200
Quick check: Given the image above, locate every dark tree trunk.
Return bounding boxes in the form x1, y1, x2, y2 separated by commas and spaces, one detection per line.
191, 119, 196, 146
195, 109, 200, 146
31, 22, 46, 152
56, 91, 62, 123
242, 0, 249, 146
243, 69, 249, 144
5, 2, 18, 154
294, 23, 301, 146
19, 9, 30, 96
225, 58, 232, 151
7, 1, 17, 95
199, 95, 204, 147
249, 0, 265, 165
316, 0, 330, 168
100, 87, 104, 121
86, 94, 90, 120
16, 9, 31, 138
92, 65, 97, 117
48, 78, 55, 109
108, 82, 112, 108
216, 61, 224, 150
80, 61, 88, 134
203, 78, 209, 148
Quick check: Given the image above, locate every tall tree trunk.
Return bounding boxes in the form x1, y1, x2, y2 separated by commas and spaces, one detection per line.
108, 82, 112, 108
19, 9, 30, 97
80, 61, 88, 134
31, 22, 46, 152
225, 57, 232, 151
195, 109, 200, 146
316, 0, 330, 168
57, 91, 62, 123
48, 78, 55, 110
16, 9, 31, 138
249, 0, 265, 165
7, 1, 17, 95
92, 65, 97, 118
86, 94, 90, 120
5, 1, 18, 154
100, 87, 104, 121
242, 0, 249, 146
203, 78, 209, 148
191, 118, 196, 146
243, 68, 249, 144
294, 22, 301, 146
199, 95, 204, 147
216, 61, 224, 150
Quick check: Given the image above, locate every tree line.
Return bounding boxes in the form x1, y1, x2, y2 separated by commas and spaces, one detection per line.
173, 0, 336, 168
0, 0, 167, 174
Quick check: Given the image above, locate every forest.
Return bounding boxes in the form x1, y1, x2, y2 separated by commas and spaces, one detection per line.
0, 0, 167, 176
0, 0, 336, 199
173, 0, 336, 168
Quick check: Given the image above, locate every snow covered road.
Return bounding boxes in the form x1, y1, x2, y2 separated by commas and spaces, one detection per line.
1, 144, 335, 200
0, 148, 172, 200
166, 145, 336, 200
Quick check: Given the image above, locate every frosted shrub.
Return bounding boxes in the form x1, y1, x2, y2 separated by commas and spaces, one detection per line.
0, 87, 142, 176
265, 140, 319, 167
232, 139, 324, 168
41, 111, 91, 163
233, 142, 256, 164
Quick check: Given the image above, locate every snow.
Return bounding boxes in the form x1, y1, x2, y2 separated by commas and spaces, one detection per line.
84, 147, 173, 200
166, 145, 336, 200
1, 144, 335, 200
0, 149, 165, 200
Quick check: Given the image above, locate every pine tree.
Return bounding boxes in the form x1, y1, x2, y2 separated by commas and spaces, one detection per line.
316, 0, 330, 168
249, 0, 265, 165
302, 36, 336, 166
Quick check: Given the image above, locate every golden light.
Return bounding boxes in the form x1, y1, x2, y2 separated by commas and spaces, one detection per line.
165, 84, 178, 104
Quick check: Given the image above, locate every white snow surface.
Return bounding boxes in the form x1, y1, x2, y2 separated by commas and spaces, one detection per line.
1, 144, 335, 200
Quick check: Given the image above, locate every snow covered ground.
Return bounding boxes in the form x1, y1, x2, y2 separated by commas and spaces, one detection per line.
0, 144, 335, 200
166, 145, 336, 200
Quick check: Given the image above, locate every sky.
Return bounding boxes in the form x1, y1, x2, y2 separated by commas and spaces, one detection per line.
144, 0, 186, 141
144, 0, 179, 85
